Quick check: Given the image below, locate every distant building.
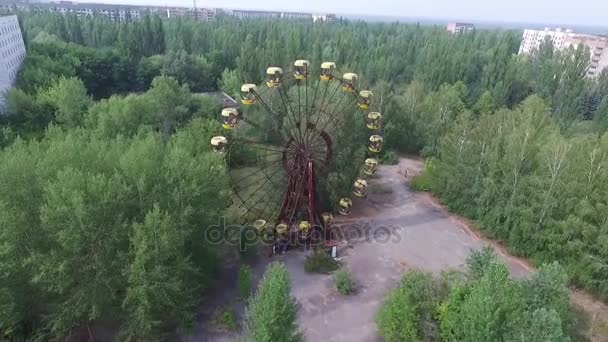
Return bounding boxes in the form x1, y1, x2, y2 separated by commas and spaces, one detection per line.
0, 15, 26, 109
446, 22, 474, 34
230, 10, 281, 19
1, 1, 216, 22
229, 9, 335, 21
518, 27, 608, 78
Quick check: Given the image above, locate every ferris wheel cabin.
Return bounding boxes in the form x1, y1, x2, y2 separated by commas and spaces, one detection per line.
320, 62, 336, 81
241, 84, 257, 105
353, 178, 368, 198
266, 67, 283, 88
339, 198, 353, 215
368, 134, 384, 153
210, 136, 228, 155
359, 90, 373, 109
221, 108, 239, 130
366, 112, 382, 130
364, 158, 379, 176
342, 73, 358, 93
294, 59, 310, 80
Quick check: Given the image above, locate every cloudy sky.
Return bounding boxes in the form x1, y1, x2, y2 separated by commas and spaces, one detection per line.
70, 0, 607, 26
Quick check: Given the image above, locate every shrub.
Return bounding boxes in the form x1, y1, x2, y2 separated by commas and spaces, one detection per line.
304, 250, 339, 274
215, 308, 238, 331
244, 263, 301, 342
409, 158, 436, 192
334, 270, 355, 295
379, 150, 399, 165
376, 271, 439, 342
238, 264, 253, 300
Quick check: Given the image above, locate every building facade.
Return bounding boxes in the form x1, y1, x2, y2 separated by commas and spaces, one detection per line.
446, 22, 475, 34
518, 28, 608, 78
1, 1, 216, 22
0, 15, 26, 109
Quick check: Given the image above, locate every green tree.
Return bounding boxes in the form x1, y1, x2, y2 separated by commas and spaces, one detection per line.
244, 263, 301, 342
376, 271, 438, 342
40, 77, 92, 127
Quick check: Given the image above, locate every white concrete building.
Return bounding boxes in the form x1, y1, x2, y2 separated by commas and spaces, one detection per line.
518, 27, 575, 54
447, 22, 475, 34
0, 15, 26, 109
518, 27, 608, 78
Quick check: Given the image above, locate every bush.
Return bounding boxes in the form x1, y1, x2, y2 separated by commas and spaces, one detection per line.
334, 270, 355, 295
304, 250, 339, 274
238, 264, 253, 300
244, 263, 301, 342
215, 308, 238, 331
376, 271, 439, 342
379, 150, 399, 165
409, 158, 436, 192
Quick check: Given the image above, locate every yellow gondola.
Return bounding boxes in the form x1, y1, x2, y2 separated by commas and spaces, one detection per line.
321, 212, 334, 226
368, 135, 384, 153
363, 158, 379, 176
253, 219, 267, 235
298, 220, 311, 237
276, 223, 288, 235
210, 136, 228, 155
241, 84, 257, 105
221, 108, 239, 130
320, 62, 336, 81
342, 73, 358, 93
358, 90, 373, 109
339, 197, 353, 215
294, 60, 310, 80
366, 112, 382, 130
266, 67, 283, 88
353, 178, 368, 197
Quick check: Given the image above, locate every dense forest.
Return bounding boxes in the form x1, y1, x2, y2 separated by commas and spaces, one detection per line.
1, 10, 608, 340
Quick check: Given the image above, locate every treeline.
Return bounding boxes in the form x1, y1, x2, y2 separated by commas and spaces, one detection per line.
377, 248, 572, 341
12, 12, 608, 129
0, 75, 230, 340
411, 92, 608, 300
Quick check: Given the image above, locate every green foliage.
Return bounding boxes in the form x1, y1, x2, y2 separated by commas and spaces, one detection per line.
376, 271, 439, 342
438, 249, 571, 342
39, 77, 92, 127
215, 308, 238, 332
304, 250, 339, 274
377, 251, 572, 342
379, 150, 399, 165
410, 158, 436, 192
0, 123, 229, 339
244, 263, 301, 342
334, 270, 355, 295
239, 265, 253, 300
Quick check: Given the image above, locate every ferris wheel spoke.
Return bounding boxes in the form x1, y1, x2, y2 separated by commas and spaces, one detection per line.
277, 84, 303, 143
253, 183, 284, 222
231, 158, 283, 188
232, 139, 285, 153
321, 96, 359, 139
238, 115, 287, 144
305, 80, 341, 147
238, 167, 285, 215
251, 90, 289, 132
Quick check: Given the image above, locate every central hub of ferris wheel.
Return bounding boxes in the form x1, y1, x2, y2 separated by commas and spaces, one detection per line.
210, 59, 385, 250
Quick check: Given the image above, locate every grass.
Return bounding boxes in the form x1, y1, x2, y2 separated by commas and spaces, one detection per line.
334, 270, 356, 295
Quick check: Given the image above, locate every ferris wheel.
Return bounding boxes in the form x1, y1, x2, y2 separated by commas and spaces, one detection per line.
211, 60, 384, 246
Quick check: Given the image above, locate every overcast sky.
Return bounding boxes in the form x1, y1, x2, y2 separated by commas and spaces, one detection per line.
70, 0, 608, 26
